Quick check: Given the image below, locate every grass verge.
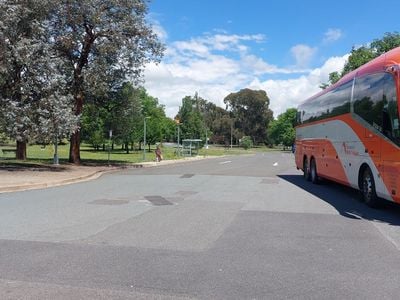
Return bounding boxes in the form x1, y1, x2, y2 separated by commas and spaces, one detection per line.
0, 143, 279, 168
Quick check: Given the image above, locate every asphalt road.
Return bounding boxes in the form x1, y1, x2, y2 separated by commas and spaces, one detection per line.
1, 151, 400, 299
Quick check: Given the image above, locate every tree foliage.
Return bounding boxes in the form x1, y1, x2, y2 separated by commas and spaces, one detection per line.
370, 32, 400, 56
224, 89, 273, 145
346, 32, 400, 73
0, 0, 164, 162
320, 32, 400, 90
341, 46, 377, 76
175, 93, 235, 146
49, 0, 164, 163
176, 93, 205, 141
81, 103, 107, 150
240, 136, 253, 150
140, 89, 170, 149
268, 108, 297, 147
206, 106, 233, 145
0, 0, 77, 159
81, 85, 173, 152
110, 83, 142, 153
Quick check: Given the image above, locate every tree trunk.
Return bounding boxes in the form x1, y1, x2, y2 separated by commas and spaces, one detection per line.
16, 141, 27, 160
69, 132, 81, 164
68, 30, 96, 164
69, 90, 83, 164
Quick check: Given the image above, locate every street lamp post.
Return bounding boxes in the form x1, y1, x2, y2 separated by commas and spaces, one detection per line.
53, 129, 59, 165
177, 124, 180, 147
108, 129, 112, 166
143, 117, 150, 161
230, 122, 233, 149
175, 118, 181, 156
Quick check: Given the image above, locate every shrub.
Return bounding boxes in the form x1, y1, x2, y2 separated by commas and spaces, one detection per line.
240, 136, 253, 150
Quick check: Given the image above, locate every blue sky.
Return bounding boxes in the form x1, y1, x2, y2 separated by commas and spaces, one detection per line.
144, 0, 399, 118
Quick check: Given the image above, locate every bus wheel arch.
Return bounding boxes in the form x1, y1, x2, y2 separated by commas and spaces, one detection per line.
358, 164, 380, 208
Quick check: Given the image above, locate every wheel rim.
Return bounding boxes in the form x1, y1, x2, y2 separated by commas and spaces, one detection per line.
363, 170, 373, 202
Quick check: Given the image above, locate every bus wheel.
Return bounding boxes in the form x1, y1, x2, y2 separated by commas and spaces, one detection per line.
361, 167, 380, 208
303, 157, 311, 181
310, 158, 319, 184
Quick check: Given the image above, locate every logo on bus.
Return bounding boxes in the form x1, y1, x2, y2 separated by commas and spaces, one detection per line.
342, 142, 359, 156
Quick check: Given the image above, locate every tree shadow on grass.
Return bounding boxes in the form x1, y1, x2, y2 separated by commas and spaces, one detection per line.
279, 174, 400, 227
0, 159, 67, 172
0, 158, 130, 171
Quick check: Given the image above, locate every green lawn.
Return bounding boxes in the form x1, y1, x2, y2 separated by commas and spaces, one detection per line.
0, 143, 279, 166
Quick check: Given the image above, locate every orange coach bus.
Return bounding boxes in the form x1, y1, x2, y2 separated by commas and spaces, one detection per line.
295, 46, 400, 207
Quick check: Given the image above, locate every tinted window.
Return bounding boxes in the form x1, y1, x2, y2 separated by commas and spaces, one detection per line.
382, 73, 400, 146
353, 73, 385, 131
299, 80, 352, 123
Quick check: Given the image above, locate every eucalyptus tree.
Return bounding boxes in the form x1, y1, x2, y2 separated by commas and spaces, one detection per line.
224, 88, 273, 145
202, 103, 232, 145
175, 93, 236, 145
0, 0, 77, 160
50, 0, 164, 164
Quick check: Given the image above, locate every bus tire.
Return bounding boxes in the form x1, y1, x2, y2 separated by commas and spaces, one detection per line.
303, 157, 311, 181
310, 158, 319, 184
361, 167, 380, 208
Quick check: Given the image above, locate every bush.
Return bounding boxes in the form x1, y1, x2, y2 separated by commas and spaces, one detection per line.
240, 136, 253, 150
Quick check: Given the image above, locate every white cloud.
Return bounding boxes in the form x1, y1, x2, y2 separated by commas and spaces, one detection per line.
167, 55, 240, 83
143, 26, 349, 119
149, 18, 168, 42
171, 33, 266, 57
173, 40, 210, 57
290, 44, 318, 68
241, 55, 300, 75
144, 59, 244, 117
247, 54, 349, 117
323, 28, 343, 43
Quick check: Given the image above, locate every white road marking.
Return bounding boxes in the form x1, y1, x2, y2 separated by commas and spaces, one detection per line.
273, 162, 278, 166
219, 161, 232, 165
371, 221, 400, 251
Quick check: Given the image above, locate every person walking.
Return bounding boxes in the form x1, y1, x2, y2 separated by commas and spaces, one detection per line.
155, 145, 162, 162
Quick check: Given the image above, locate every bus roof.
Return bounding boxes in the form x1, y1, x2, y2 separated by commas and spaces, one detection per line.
301, 46, 400, 105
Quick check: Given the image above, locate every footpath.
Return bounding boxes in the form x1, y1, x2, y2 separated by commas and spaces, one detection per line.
0, 157, 206, 193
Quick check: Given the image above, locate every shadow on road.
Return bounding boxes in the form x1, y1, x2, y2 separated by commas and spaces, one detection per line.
279, 174, 400, 227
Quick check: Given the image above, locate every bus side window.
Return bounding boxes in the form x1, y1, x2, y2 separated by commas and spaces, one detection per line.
383, 73, 400, 145
382, 109, 392, 138
353, 73, 385, 129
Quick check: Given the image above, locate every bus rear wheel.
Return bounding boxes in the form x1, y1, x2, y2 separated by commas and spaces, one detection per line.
310, 158, 319, 184
361, 167, 380, 208
303, 157, 311, 181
